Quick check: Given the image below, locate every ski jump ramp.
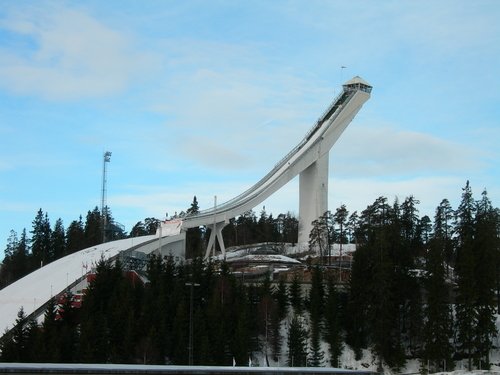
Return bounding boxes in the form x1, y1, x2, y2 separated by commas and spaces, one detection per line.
182, 76, 372, 258
0, 234, 186, 335
0, 77, 370, 333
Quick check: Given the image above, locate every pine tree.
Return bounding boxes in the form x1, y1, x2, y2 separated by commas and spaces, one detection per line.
274, 278, 288, 321
282, 213, 299, 245
11, 307, 30, 361
186, 196, 203, 258
422, 204, 454, 372
39, 297, 61, 362
144, 217, 160, 234
308, 266, 324, 322
1, 229, 30, 288
308, 321, 324, 367
435, 199, 455, 274
306, 267, 325, 367
66, 216, 85, 254
52, 218, 66, 260
287, 314, 308, 366
473, 190, 498, 368
345, 243, 370, 359
84, 207, 102, 248
257, 206, 272, 242
334, 205, 349, 265
454, 181, 477, 369
309, 218, 328, 262
289, 273, 303, 315
31, 209, 52, 267
346, 211, 359, 244
325, 275, 343, 367
130, 221, 148, 237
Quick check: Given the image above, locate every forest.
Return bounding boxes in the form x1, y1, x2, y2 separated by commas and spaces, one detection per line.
0, 181, 499, 372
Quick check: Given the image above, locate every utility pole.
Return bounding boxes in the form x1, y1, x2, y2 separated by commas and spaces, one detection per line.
186, 280, 200, 366
101, 151, 112, 243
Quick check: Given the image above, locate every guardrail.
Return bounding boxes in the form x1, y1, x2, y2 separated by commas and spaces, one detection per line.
0, 363, 378, 375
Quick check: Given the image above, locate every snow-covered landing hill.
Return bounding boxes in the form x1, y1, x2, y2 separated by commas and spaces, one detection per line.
0, 236, 157, 333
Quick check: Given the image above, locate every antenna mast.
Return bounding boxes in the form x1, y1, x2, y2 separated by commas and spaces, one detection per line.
101, 151, 112, 243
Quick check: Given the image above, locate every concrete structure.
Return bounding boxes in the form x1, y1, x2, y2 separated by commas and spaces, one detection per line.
182, 76, 372, 258
0, 77, 370, 333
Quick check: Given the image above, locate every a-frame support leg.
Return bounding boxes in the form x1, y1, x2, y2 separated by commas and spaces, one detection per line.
204, 222, 227, 259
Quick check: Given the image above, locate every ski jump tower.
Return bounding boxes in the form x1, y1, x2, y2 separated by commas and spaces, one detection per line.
182, 76, 372, 258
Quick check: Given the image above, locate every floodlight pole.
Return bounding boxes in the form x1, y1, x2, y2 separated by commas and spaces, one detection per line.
101, 151, 112, 243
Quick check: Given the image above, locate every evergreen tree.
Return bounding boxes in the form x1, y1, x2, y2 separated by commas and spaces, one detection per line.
84, 207, 102, 248
39, 297, 61, 362
186, 196, 203, 258
418, 215, 433, 246
52, 218, 66, 260
57, 290, 79, 362
346, 197, 406, 369
1, 229, 30, 288
257, 206, 273, 243
308, 322, 324, 367
79, 257, 123, 362
230, 284, 252, 365
345, 243, 370, 359
308, 267, 325, 367
274, 278, 288, 321
346, 211, 359, 244
8, 307, 30, 361
31, 209, 52, 267
144, 218, 160, 234
172, 300, 189, 364
130, 221, 148, 237
282, 213, 299, 245
287, 315, 308, 366
66, 216, 85, 254
309, 216, 329, 262
236, 210, 258, 245
289, 273, 303, 315
334, 204, 349, 254
422, 202, 454, 372
324, 276, 343, 367
435, 199, 455, 274
308, 266, 324, 322
454, 181, 477, 369
473, 190, 498, 368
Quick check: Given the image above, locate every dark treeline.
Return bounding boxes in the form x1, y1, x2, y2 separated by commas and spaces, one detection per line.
184, 196, 299, 258
1, 182, 499, 371
0, 255, 327, 366
1, 197, 297, 288
0, 206, 161, 289
343, 182, 500, 371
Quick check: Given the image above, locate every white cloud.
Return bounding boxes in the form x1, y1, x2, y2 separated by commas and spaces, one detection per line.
150, 61, 325, 172
331, 124, 480, 177
0, 3, 159, 100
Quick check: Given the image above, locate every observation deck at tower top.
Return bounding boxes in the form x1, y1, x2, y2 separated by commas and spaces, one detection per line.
343, 76, 372, 93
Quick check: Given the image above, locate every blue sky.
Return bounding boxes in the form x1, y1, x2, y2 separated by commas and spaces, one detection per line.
1, 0, 499, 248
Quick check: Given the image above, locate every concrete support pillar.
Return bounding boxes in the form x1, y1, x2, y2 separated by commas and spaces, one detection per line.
204, 222, 227, 259
298, 152, 329, 248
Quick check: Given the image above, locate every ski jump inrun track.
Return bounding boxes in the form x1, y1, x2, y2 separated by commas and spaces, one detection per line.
0, 76, 372, 333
